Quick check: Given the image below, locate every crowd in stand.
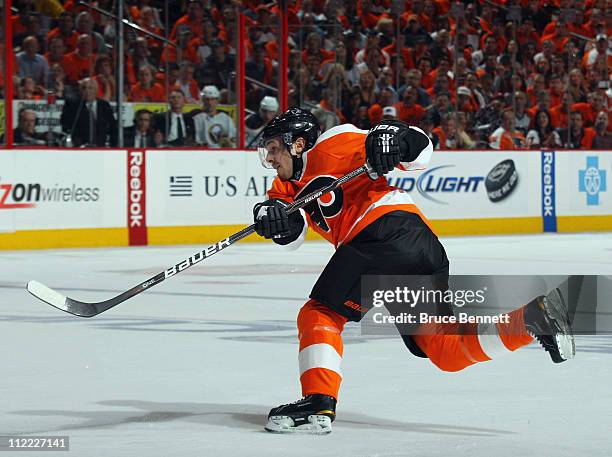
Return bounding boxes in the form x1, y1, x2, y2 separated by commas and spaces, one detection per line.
1, 0, 611, 149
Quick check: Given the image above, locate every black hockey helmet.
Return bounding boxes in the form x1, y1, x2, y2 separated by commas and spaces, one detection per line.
258, 108, 320, 178
260, 107, 320, 152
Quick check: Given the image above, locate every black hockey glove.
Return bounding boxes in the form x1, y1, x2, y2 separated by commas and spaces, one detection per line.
365, 120, 430, 179
253, 199, 305, 243
365, 121, 406, 179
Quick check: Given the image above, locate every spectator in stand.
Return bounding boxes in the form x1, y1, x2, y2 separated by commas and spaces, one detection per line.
489, 110, 527, 150
170, 0, 205, 40
368, 87, 395, 124
419, 114, 439, 149
46, 11, 78, 52
463, 72, 486, 110
14, 12, 45, 50
478, 73, 496, 104
572, 90, 610, 129
592, 111, 612, 149
45, 36, 69, 69
583, 34, 612, 69
200, 39, 235, 93
161, 26, 200, 66
124, 109, 156, 148
245, 96, 279, 146
353, 104, 372, 129
456, 112, 476, 149
394, 85, 426, 126
527, 73, 547, 106
417, 56, 434, 89
16, 76, 44, 100
174, 61, 200, 103
428, 29, 452, 68
548, 73, 564, 108
127, 37, 156, 85
549, 53, 567, 80
318, 84, 346, 124
75, 11, 108, 55
549, 91, 573, 130
63, 34, 96, 85
47, 62, 76, 100
152, 89, 195, 147
312, 106, 339, 133
136, 6, 163, 54
567, 68, 588, 103
432, 113, 457, 150
433, 113, 475, 150
0, 109, 46, 145
381, 106, 398, 121
455, 86, 476, 127
404, 14, 430, 48
302, 31, 335, 64
472, 34, 499, 68
512, 91, 532, 135
382, 34, 414, 71
357, 70, 377, 106
246, 42, 274, 85
427, 72, 454, 103
586, 58, 610, 92
193, 85, 236, 147
16, 36, 49, 87
399, 69, 430, 108
558, 111, 596, 149
193, 17, 219, 63
375, 66, 398, 104
129, 64, 165, 102
426, 91, 453, 128
61, 78, 117, 147
526, 109, 562, 148
355, 31, 389, 67
343, 86, 364, 125
92, 55, 116, 101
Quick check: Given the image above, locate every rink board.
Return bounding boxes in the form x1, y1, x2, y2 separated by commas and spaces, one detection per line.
0, 148, 610, 249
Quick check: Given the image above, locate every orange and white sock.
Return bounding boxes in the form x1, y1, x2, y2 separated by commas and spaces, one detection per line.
297, 300, 348, 399
413, 307, 534, 372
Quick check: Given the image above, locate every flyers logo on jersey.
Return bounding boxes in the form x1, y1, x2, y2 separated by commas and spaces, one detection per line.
295, 176, 343, 232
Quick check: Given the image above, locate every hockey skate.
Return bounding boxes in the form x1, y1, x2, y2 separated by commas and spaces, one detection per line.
524, 288, 575, 363
264, 394, 336, 434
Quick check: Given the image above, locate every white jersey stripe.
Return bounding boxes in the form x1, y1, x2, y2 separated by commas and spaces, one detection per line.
314, 123, 368, 146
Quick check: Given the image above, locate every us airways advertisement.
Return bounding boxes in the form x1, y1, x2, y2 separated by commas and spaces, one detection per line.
146, 150, 277, 226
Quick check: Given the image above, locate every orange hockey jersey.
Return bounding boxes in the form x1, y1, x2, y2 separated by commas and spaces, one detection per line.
267, 124, 433, 248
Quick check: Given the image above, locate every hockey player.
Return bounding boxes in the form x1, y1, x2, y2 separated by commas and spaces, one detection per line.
254, 108, 575, 434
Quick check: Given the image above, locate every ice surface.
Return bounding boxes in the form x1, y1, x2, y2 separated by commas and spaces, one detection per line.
1, 233, 612, 457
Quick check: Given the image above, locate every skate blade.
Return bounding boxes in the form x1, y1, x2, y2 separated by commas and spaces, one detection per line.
264, 415, 332, 435
546, 289, 576, 362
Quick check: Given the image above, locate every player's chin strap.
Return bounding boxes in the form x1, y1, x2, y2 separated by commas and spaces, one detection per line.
289, 142, 305, 181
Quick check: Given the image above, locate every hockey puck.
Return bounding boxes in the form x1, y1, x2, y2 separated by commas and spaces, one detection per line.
485, 159, 518, 202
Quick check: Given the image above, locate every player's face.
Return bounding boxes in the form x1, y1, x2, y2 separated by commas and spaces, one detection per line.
262, 138, 293, 181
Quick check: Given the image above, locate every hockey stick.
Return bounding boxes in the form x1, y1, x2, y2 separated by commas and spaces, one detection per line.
27, 164, 372, 318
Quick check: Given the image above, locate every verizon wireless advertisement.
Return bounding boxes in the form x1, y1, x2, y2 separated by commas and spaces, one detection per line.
0, 150, 125, 234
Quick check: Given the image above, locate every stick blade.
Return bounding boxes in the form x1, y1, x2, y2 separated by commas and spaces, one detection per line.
27, 280, 98, 317
27, 280, 67, 309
